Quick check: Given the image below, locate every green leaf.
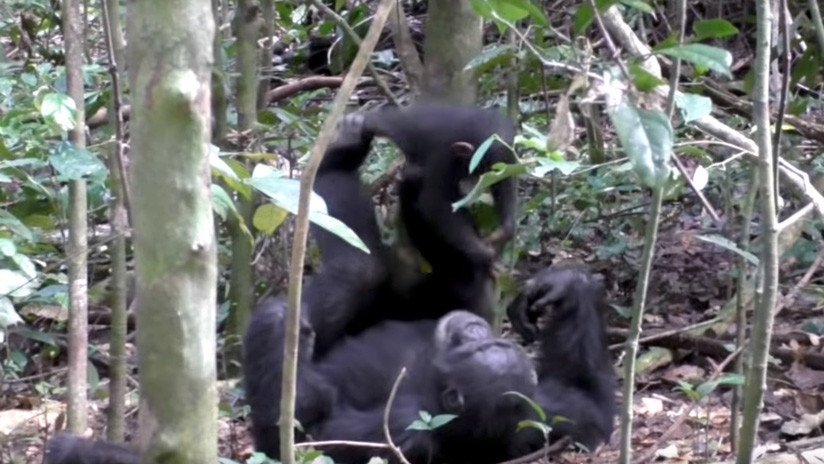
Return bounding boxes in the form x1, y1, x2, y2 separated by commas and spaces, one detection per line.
211, 184, 237, 221
505, 391, 547, 422
209, 145, 240, 181
0, 297, 23, 329
39, 93, 77, 132
48, 142, 107, 182
516, 419, 551, 435
429, 414, 458, 429
12, 254, 37, 279
619, 0, 653, 14
453, 163, 527, 211
572, 3, 594, 35
656, 43, 733, 77
502, 0, 548, 26
696, 374, 745, 398
674, 93, 713, 123
604, 82, 673, 188
253, 203, 289, 235
468, 136, 497, 173
693, 19, 739, 41
0, 210, 34, 241
0, 238, 16, 257
406, 419, 432, 431
248, 170, 369, 253
696, 234, 759, 266
464, 45, 517, 74
629, 63, 666, 92
0, 269, 36, 298
531, 158, 580, 177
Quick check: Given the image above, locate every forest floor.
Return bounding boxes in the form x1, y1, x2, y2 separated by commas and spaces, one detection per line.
3, 205, 824, 464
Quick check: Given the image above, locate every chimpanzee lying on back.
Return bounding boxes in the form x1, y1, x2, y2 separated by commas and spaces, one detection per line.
243, 264, 616, 464
46, 268, 615, 464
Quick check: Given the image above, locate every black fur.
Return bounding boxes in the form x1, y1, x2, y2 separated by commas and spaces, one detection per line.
358, 102, 519, 319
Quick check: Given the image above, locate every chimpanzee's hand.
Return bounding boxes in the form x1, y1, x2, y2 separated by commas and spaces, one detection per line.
507, 263, 603, 342
333, 112, 373, 149
466, 236, 496, 267
485, 226, 513, 254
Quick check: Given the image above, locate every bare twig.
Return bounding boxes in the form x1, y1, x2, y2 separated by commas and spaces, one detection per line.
387, 1, 423, 94
495, 437, 572, 464
775, 245, 824, 315
383, 367, 412, 464
295, 440, 389, 450
279, 0, 397, 462
100, 0, 131, 224
672, 155, 721, 224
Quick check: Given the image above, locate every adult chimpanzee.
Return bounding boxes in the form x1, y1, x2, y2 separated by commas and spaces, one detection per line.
353, 103, 519, 320
45, 266, 615, 464
244, 263, 615, 464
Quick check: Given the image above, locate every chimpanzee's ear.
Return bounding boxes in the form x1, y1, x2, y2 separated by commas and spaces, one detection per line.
450, 141, 475, 158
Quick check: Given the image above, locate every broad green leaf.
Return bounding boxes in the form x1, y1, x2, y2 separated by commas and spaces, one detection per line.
0, 297, 23, 329
604, 79, 673, 188
573, 3, 594, 35
0, 238, 15, 256
0, 210, 34, 241
429, 414, 458, 428
505, 391, 546, 422
48, 142, 107, 182
248, 173, 369, 253
629, 63, 666, 92
696, 374, 745, 398
406, 419, 431, 431
657, 43, 733, 77
12, 254, 37, 278
464, 45, 517, 74
620, 0, 653, 14
469, 136, 497, 174
211, 184, 253, 244
501, 0, 548, 26
211, 184, 237, 221
453, 163, 527, 211
693, 19, 739, 41
532, 158, 580, 177
253, 203, 289, 235
573, 0, 618, 35
418, 410, 432, 422
696, 234, 759, 266
0, 269, 36, 298
675, 93, 713, 123
39, 93, 77, 132
209, 145, 240, 181
516, 419, 551, 435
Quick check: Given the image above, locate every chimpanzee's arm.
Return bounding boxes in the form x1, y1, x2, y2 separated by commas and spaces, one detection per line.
416, 181, 494, 266
507, 264, 616, 449
44, 434, 139, 464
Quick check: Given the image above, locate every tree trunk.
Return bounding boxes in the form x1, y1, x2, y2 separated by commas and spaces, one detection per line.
63, 0, 89, 435
736, 0, 780, 461
421, 0, 482, 103
225, 0, 261, 377
102, 0, 129, 442
126, 0, 218, 461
